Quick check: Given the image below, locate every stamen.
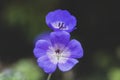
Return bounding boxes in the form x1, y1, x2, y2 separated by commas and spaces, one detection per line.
47, 44, 70, 64
59, 22, 65, 30
51, 21, 68, 30
58, 22, 61, 27
55, 49, 60, 53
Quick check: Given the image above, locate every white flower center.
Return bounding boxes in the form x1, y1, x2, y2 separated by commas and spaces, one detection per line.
51, 21, 68, 30
47, 44, 70, 64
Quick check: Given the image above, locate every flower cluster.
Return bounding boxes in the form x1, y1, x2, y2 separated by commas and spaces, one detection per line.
33, 9, 83, 73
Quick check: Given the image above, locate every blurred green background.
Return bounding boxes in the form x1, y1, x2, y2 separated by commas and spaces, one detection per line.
0, 0, 120, 80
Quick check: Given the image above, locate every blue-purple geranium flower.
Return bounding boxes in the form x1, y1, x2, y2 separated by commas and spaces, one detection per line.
46, 9, 77, 32
33, 31, 83, 73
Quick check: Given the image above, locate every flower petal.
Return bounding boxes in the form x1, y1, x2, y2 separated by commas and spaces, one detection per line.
46, 9, 77, 32
33, 48, 46, 58
37, 55, 57, 73
58, 58, 78, 72
67, 39, 83, 58
33, 31, 51, 44
33, 40, 51, 58
35, 40, 51, 51
50, 31, 70, 46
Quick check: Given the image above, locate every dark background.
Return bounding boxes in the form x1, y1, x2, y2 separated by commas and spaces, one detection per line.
0, 0, 120, 80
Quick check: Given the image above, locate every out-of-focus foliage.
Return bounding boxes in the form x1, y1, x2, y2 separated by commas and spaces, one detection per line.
92, 50, 111, 68
108, 68, 120, 80
3, 0, 60, 42
0, 59, 44, 80
116, 46, 120, 59
0, 69, 25, 80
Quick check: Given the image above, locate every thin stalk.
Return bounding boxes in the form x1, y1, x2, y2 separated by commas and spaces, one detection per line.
47, 74, 52, 80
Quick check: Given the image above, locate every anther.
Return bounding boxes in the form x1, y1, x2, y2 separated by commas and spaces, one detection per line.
58, 22, 66, 30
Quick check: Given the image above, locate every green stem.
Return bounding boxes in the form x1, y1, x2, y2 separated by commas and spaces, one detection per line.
47, 74, 52, 80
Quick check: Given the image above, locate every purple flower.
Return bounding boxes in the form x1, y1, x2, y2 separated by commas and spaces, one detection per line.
46, 9, 77, 32
33, 31, 83, 73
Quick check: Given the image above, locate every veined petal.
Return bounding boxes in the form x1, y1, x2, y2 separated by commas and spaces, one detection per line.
58, 58, 78, 72
67, 39, 83, 58
37, 55, 57, 73
50, 31, 70, 46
